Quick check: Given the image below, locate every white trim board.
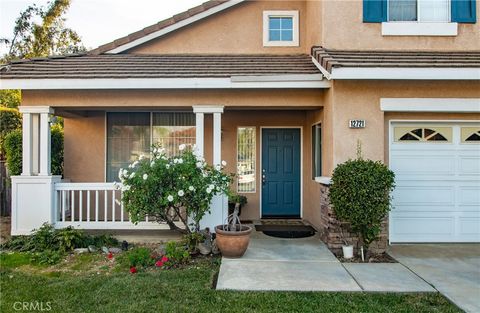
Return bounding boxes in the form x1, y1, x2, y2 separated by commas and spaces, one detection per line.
382, 22, 458, 36
381, 98, 480, 113
0, 76, 329, 90
106, 0, 246, 53
330, 67, 480, 80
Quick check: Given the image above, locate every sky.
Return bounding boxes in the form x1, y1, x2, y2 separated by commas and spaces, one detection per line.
0, 0, 206, 54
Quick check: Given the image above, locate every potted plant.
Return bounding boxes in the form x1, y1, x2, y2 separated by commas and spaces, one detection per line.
340, 229, 353, 259
215, 205, 252, 258
228, 194, 247, 216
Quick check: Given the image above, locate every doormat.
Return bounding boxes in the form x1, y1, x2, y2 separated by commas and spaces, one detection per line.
255, 224, 316, 239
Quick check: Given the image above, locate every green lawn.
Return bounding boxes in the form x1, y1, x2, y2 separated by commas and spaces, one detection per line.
0, 252, 460, 313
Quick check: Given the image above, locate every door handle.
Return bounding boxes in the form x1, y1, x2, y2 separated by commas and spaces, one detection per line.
262, 174, 266, 184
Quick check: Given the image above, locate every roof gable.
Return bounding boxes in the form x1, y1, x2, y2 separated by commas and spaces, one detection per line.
90, 0, 246, 55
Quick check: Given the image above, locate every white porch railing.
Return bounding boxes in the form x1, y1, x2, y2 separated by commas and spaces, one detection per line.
54, 182, 177, 230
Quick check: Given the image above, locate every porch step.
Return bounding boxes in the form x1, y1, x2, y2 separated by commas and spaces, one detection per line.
84, 229, 182, 244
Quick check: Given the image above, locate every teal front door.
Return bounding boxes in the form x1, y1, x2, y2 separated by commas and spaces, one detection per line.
261, 128, 301, 218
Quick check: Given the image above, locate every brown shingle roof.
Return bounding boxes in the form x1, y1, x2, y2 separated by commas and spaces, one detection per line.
311, 46, 480, 73
0, 54, 320, 79
89, 0, 236, 55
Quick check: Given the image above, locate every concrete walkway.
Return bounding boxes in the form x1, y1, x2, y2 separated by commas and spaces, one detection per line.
217, 231, 434, 293
389, 244, 480, 313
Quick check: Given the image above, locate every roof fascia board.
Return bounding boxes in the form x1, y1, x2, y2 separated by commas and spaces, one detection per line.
330, 67, 480, 80
106, 0, 246, 54
0, 77, 329, 89
230, 74, 323, 82
311, 56, 331, 80
380, 98, 480, 113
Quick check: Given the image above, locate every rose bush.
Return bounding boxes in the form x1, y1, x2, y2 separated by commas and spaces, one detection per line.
118, 144, 233, 233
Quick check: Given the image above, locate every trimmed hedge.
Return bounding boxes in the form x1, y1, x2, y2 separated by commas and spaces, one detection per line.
0, 107, 22, 156
4, 126, 64, 176
329, 158, 395, 251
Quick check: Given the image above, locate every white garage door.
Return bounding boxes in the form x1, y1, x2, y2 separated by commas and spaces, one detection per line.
390, 122, 480, 243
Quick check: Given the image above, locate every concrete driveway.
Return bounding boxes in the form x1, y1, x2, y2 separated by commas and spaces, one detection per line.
389, 244, 480, 313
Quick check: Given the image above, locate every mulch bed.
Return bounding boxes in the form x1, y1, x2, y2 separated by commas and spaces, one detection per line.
332, 250, 398, 263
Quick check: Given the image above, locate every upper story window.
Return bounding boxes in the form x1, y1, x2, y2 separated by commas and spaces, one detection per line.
388, 0, 450, 22
263, 10, 299, 47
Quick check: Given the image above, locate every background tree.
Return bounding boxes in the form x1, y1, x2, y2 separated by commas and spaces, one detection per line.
2, 0, 85, 62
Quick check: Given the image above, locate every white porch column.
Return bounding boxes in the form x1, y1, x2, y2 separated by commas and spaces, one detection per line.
194, 112, 204, 157
12, 106, 60, 235
20, 112, 33, 175
192, 106, 226, 232
39, 112, 52, 175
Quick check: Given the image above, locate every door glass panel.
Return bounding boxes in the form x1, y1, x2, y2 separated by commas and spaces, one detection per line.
237, 127, 256, 193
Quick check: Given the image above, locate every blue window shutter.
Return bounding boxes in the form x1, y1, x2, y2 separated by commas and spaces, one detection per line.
363, 0, 388, 22
451, 0, 476, 23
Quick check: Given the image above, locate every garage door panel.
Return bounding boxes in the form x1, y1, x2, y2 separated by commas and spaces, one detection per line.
459, 217, 480, 236
391, 216, 454, 236
459, 187, 480, 206
393, 186, 455, 206
390, 155, 455, 176
459, 157, 480, 175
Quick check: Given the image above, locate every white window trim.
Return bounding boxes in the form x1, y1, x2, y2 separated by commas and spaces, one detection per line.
383, 0, 456, 36
382, 22, 458, 36
263, 10, 299, 47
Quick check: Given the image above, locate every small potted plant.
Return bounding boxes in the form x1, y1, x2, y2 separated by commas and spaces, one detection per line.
340, 229, 353, 259
228, 194, 247, 216
215, 205, 252, 258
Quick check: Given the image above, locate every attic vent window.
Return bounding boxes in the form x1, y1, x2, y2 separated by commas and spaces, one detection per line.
263, 10, 299, 47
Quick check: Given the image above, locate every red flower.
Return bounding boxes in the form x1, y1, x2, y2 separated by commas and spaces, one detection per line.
161, 256, 169, 263
130, 266, 137, 274
155, 260, 164, 267
107, 252, 113, 259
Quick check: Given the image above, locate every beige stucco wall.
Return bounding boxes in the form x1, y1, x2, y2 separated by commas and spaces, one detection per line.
319, 0, 480, 51
22, 89, 323, 108
129, 0, 308, 54
64, 111, 105, 182
126, 0, 480, 54
328, 80, 480, 173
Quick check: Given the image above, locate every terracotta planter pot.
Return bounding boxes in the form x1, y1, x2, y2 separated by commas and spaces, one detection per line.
214, 225, 252, 258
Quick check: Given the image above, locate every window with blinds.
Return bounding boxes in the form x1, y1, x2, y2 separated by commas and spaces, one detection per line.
237, 127, 256, 193
106, 112, 195, 182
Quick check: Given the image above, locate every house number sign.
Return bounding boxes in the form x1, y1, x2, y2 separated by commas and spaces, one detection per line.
349, 119, 366, 129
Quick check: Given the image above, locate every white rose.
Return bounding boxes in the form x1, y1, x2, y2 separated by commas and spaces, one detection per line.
221, 160, 227, 166
143, 174, 148, 180
206, 188, 212, 194
132, 161, 138, 167
150, 161, 155, 167
173, 158, 178, 164
178, 158, 183, 164
125, 185, 131, 191
209, 184, 215, 189
139, 154, 145, 160
215, 164, 221, 170
179, 144, 186, 151
188, 186, 195, 191
196, 162, 203, 168
166, 164, 170, 169
178, 190, 185, 197
167, 195, 174, 202
129, 172, 135, 179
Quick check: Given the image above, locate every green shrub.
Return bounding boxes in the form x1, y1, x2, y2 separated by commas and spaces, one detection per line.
118, 247, 155, 268
165, 241, 190, 265
31, 249, 63, 265
329, 158, 395, 252
183, 232, 205, 253
120, 146, 233, 233
4, 129, 22, 176
0, 90, 21, 109
54, 227, 87, 252
0, 107, 21, 156
3, 126, 64, 176
85, 234, 118, 248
